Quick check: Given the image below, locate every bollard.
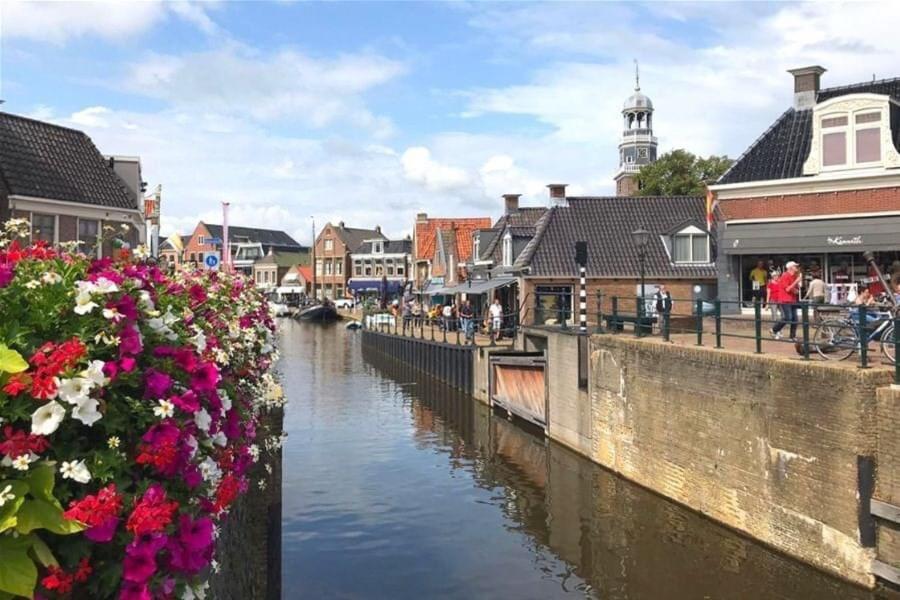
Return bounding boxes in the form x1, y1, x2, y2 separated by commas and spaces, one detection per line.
456, 322, 461, 346
858, 304, 868, 369
634, 296, 642, 338
714, 300, 722, 349
754, 301, 762, 354
695, 299, 704, 346
596, 291, 603, 333
611, 296, 619, 334
801, 304, 810, 360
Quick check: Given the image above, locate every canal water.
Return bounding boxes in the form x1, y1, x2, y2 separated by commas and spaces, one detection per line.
279, 319, 881, 600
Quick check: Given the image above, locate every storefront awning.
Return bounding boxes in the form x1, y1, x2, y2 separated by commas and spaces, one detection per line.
722, 216, 900, 255
426, 277, 516, 296
348, 279, 403, 294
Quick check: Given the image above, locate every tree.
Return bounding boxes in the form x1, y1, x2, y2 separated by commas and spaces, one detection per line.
632, 149, 733, 196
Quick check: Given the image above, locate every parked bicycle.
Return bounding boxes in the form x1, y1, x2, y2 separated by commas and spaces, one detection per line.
813, 306, 896, 363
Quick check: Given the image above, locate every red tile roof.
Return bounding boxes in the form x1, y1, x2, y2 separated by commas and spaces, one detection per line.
415, 217, 491, 263
297, 265, 313, 282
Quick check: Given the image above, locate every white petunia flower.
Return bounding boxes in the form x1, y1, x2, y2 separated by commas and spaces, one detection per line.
31, 401, 66, 436
41, 271, 63, 285
71, 397, 102, 426
0, 484, 14, 507
12, 454, 33, 471
194, 408, 212, 433
212, 431, 227, 447
57, 377, 93, 405
24, 280, 40, 289
198, 457, 222, 486
93, 277, 119, 294
102, 307, 124, 322
60, 460, 91, 484
219, 391, 232, 412
191, 331, 207, 353
81, 360, 108, 387
133, 245, 150, 259
153, 399, 175, 419
74, 292, 98, 315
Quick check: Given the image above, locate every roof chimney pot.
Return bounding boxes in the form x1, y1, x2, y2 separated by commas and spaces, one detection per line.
546, 184, 568, 207
787, 66, 826, 110
502, 193, 521, 215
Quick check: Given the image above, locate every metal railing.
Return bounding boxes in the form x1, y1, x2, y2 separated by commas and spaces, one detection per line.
589, 294, 898, 383
361, 308, 520, 347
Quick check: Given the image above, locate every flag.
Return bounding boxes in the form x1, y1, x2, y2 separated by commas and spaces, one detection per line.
705, 184, 716, 231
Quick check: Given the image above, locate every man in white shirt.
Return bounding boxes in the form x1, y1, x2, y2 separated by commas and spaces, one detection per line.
489, 298, 504, 340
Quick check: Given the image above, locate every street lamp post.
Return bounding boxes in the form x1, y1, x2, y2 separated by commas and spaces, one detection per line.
631, 227, 650, 335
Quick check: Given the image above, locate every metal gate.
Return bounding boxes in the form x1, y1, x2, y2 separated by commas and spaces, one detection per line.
489, 353, 547, 430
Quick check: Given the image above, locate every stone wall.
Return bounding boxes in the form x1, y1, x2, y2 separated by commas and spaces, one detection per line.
875, 385, 900, 583
209, 407, 283, 600
589, 334, 893, 587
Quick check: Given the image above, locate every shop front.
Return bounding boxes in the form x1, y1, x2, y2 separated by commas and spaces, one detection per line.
348, 278, 405, 302
722, 216, 900, 304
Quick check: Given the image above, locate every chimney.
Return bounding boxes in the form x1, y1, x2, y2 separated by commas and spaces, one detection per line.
375, 225, 382, 234
547, 183, 568, 207
416, 212, 428, 223
787, 66, 826, 110
503, 194, 521, 215
338, 221, 345, 229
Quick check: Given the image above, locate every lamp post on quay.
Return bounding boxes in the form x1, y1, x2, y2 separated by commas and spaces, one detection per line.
631, 227, 650, 335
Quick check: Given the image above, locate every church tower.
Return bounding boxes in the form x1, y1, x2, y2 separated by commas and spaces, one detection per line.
614, 62, 658, 196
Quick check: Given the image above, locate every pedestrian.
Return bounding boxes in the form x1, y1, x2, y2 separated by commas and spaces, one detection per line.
489, 297, 504, 341
653, 284, 672, 335
441, 303, 453, 331
771, 261, 802, 341
804, 270, 826, 304
412, 300, 423, 329
401, 300, 412, 334
749, 260, 768, 305
459, 299, 475, 342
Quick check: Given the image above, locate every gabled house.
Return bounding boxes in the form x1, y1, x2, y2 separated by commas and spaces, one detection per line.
710, 66, 900, 308
280, 265, 313, 295
0, 111, 145, 255
183, 222, 304, 275
515, 185, 717, 326
159, 233, 188, 270
313, 222, 386, 299
413, 214, 491, 293
348, 237, 412, 299
252, 249, 310, 290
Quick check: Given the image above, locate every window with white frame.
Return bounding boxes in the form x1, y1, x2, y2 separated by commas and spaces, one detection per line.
373, 241, 383, 254
820, 109, 882, 168
335, 261, 343, 275
672, 226, 709, 264
324, 239, 334, 252
77, 219, 100, 257
502, 232, 513, 267
31, 214, 55, 244
473, 235, 480, 261
315, 259, 323, 276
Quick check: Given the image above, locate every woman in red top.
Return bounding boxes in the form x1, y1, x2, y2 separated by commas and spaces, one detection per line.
771, 261, 802, 340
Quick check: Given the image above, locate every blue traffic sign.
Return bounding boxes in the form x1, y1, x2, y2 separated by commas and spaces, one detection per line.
203, 252, 220, 270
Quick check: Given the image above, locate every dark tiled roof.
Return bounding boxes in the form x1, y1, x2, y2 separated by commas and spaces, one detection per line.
475, 228, 500, 261
518, 196, 717, 279
331, 224, 386, 251
0, 111, 136, 209
719, 77, 900, 185
352, 239, 411, 254
204, 224, 302, 248
254, 250, 310, 267
491, 207, 546, 229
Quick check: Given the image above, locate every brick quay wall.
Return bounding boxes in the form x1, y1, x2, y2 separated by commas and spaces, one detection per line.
589, 335, 893, 587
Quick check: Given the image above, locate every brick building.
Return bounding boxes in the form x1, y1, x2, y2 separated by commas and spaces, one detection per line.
0, 111, 145, 254
515, 185, 717, 326
313, 222, 384, 300
413, 214, 491, 293
710, 66, 900, 308
252, 249, 309, 291
182, 222, 303, 274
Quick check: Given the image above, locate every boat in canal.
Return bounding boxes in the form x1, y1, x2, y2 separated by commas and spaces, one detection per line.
295, 300, 339, 322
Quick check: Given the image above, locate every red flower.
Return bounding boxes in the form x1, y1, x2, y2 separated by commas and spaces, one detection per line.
2, 372, 30, 395
30, 374, 58, 400
213, 474, 242, 512
64, 484, 123, 528
41, 566, 74, 594
0, 426, 50, 459
74, 558, 92, 583
126, 485, 179, 536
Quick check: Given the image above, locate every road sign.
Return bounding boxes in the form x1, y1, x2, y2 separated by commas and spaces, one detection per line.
205, 237, 223, 245
203, 251, 221, 271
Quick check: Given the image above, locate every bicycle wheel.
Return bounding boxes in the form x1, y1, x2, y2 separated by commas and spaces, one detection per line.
882, 324, 896, 364
813, 319, 859, 361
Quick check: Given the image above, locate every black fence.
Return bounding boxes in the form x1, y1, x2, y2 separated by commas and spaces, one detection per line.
360, 329, 475, 393
361, 308, 520, 347
592, 295, 898, 384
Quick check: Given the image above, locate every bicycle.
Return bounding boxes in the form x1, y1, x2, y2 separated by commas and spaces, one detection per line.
813, 307, 896, 363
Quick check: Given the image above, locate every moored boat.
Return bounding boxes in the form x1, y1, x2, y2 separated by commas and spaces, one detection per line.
296, 301, 339, 322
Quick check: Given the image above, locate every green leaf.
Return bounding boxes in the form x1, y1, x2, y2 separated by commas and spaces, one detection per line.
0, 481, 29, 534
15, 499, 84, 535
25, 464, 61, 509
0, 536, 37, 598
29, 534, 59, 568
0, 344, 27, 374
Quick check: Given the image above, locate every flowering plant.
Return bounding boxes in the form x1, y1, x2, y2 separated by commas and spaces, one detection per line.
0, 220, 284, 599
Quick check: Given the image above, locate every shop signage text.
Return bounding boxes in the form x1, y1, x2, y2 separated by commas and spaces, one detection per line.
826, 235, 863, 246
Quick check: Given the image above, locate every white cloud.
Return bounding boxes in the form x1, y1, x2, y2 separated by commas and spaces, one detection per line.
122, 46, 405, 134
401, 147, 471, 192
0, 1, 219, 44
70, 106, 112, 128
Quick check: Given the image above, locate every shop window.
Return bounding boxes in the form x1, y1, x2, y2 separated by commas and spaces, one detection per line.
534, 286, 572, 326
672, 226, 709, 263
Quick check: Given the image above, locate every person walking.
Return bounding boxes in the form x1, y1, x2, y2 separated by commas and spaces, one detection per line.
441, 302, 453, 331
771, 261, 802, 341
411, 300, 423, 329
749, 260, 768, 305
804, 270, 826, 304
459, 299, 475, 342
653, 284, 673, 335
401, 299, 412, 335
489, 297, 504, 341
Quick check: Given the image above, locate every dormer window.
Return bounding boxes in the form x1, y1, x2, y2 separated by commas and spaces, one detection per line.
804, 94, 900, 175
672, 226, 709, 264
373, 241, 383, 254
502, 232, 513, 267
473, 234, 480, 261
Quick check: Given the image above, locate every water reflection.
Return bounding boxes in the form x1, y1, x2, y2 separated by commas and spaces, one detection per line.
280, 320, 887, 599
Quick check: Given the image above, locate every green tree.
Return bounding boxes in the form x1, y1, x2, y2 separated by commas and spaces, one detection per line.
632, 149, 733, 196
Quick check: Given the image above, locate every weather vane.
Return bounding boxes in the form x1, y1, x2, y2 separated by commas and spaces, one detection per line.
634, 59, 640, 91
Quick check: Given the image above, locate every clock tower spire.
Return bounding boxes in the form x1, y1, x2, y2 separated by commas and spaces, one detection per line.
614, 61, 658, 196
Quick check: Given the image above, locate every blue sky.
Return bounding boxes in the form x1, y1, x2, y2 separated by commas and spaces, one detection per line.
2, 1, 899, 243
